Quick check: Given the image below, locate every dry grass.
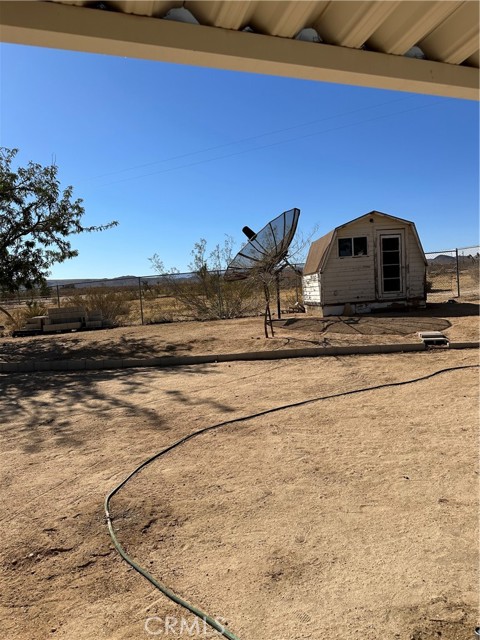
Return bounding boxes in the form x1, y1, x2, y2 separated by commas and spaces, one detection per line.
1, 266, 477, 333
427, 264, 479, 301
1, 301, 48, 332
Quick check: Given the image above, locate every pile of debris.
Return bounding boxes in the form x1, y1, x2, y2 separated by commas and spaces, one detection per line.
13, 307, 112, 337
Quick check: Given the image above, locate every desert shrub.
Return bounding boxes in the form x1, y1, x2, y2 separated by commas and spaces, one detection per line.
141, 281, 172, 301
65, 290, 130, 325
145, 309, 175, 324
149, 237, 307, 322
3, 300, 48, 332
150, 239, 265, 320
282, 290, 305, 311
159, 270, 263, 320
466, 263, 479, 284
278, 269, 303, 310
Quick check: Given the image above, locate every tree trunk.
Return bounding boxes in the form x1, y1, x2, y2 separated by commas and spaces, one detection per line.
0, 305, 15, 322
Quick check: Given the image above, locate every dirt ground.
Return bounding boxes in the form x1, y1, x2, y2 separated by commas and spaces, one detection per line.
1, 345, 478, 640
0, 300, 478, 363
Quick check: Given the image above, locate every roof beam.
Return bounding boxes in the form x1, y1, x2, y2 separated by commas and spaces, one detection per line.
0, 1, 478, 100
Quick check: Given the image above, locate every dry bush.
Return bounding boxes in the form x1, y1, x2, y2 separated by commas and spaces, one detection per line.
278, 269, 303, 310
458, 265, 480, 301
65, 290, 130, 325
142, 297, 178, 324
149, 238, 267, 321
465, 263, 479, 284
281, 288, 303, 311
426, 268, 456, 293
2, 301, 48, 332
159, 271, 263, 321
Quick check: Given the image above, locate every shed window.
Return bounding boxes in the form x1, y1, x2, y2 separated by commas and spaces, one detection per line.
354, 237, 368, 256
338, 236, 368, 257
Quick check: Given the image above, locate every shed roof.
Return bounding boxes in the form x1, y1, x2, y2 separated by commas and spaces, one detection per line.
303, 230, 334, 276
303, 211, 426, 275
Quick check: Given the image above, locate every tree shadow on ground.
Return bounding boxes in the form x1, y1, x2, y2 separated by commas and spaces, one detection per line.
164, 388, 235, 414
0, 333, 200, 362
0, 363, 227, 454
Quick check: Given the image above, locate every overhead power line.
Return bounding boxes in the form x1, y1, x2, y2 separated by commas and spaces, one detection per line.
83, 95, 416, 183
91, 98, 442, 190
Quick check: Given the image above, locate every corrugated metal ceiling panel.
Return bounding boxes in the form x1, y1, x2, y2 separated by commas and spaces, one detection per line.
250, 1, 327, 38
418, 2, 479, 63
313, 1, 401, 48
186, 1, 256, 30
48, 0, 480, 69
366, 1, 464, 55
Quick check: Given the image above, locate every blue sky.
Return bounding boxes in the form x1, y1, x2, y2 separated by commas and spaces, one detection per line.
1, 43, 478, 279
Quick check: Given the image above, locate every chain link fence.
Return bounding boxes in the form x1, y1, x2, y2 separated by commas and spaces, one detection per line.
426, 245, 479, 302
1, 248, 478, 331
0, 266, 304, 329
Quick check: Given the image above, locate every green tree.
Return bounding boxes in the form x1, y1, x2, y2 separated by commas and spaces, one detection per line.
0, 148, 117, 317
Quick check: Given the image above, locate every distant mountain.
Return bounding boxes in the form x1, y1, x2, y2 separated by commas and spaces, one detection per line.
47, 276, 140, 288
46, 273, 196, 289
427, 254, 456, 265
47, 278, 101, 286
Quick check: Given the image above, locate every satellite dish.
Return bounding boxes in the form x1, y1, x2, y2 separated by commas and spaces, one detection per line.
224, 208, 300, 282
224, 208, 300, 337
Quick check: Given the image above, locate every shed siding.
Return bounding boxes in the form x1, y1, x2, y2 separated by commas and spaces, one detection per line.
405, 226, 426, 298
322, 217, 379, 304
302, 273, 321, 304
320, 214, 425, 305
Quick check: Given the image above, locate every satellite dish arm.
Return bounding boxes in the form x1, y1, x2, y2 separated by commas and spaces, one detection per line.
242, 226, 256, 241
283, 258, 303, 275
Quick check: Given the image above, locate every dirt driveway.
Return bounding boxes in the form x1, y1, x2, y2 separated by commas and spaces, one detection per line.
1, 347, 478, 640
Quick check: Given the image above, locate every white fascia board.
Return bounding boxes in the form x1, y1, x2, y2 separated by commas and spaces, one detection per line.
0, 1, 478, 100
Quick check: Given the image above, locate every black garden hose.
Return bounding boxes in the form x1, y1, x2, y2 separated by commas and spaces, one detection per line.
105, 363, 478, 639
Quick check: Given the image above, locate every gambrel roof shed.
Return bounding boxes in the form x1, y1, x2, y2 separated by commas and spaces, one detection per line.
302, 211, 427, 316
304, 211, 426, 275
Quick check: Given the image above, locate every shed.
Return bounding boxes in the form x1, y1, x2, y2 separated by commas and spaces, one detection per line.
302, 211, 427, 316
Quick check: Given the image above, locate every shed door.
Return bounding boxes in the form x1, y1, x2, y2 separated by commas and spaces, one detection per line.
377, 231, 405, 298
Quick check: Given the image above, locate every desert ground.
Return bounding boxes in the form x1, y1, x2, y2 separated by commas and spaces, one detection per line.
0, 301, 478, 363
1, 303, 478, 640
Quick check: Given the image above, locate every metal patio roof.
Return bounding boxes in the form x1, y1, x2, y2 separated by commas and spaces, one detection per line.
1, 1, 479, 99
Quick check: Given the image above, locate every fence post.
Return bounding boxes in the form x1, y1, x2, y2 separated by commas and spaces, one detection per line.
56, 285, 61, 308
138, 278, 144, 325
215, 270, 224, 318
276, 273, 281, 319
455, 248, 461, 298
